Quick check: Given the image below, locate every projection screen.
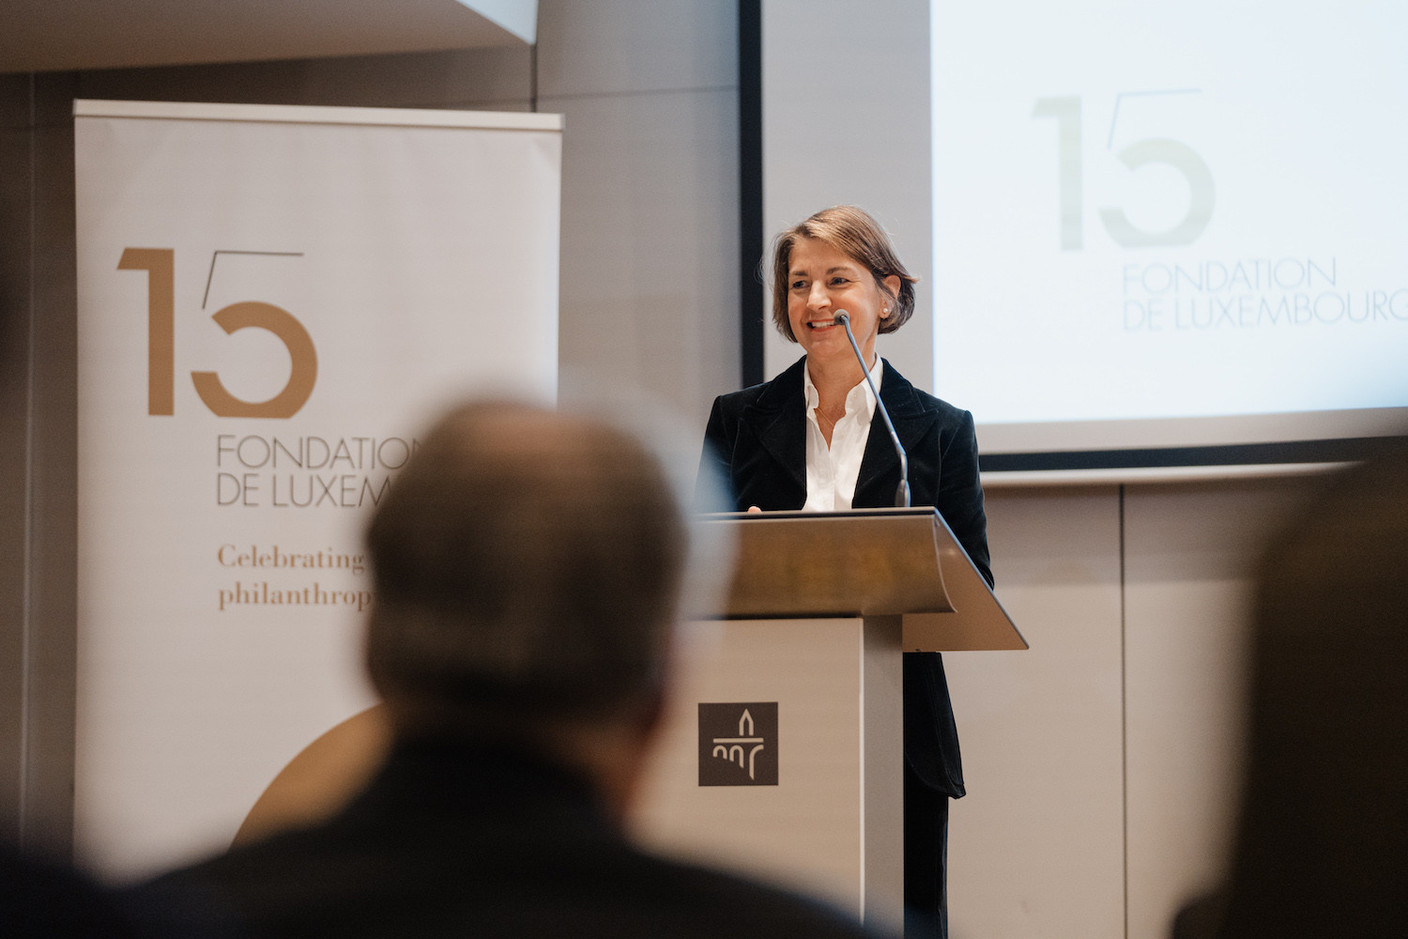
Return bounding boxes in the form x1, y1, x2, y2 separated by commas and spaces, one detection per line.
759, 0, 1408, 473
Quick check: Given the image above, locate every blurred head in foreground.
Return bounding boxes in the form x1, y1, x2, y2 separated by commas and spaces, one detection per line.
1209, 444, 1408, 936
362, 398, 703, 811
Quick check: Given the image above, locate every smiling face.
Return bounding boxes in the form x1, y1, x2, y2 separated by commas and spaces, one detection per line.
785, 237, 899, 371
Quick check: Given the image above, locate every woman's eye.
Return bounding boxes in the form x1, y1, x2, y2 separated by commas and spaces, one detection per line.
830, 277, 849, 286
790, 280, 807, 290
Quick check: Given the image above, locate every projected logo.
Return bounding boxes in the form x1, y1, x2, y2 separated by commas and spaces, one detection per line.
698, 703, 778, 787
1033, 90, 1213, 250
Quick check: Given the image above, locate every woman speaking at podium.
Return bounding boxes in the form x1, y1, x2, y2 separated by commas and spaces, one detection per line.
698, 205, 991, 939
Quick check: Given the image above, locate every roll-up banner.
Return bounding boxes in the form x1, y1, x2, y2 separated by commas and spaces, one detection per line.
74, 100, 562, 877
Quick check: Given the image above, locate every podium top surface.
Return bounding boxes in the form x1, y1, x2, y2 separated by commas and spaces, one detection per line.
693, 508, 1026, 652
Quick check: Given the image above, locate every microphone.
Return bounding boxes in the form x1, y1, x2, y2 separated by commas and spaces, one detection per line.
832, 311, 910, 507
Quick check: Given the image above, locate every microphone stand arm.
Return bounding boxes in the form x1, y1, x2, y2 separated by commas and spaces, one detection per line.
835, 312, 910, 507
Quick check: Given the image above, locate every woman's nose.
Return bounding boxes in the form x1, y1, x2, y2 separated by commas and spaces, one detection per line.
807, 281, 830, 309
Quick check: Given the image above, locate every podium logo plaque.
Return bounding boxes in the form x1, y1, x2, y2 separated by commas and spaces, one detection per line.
698, 703, 778, 786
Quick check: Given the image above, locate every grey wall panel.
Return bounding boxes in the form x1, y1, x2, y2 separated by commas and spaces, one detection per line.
952, 475, 1324, 938
0, 74, 35, 845
537, 0, 736, 99
0, 74, 83, 855
543, 86, 740, 436
761, 0, 933, 395
70, 47, 532, 111
1122, 475, 1320, 938
537, 0, 740, 440
947, 485, 1126, 937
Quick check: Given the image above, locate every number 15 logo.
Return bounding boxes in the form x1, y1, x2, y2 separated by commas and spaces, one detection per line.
119, 248, 318, 418
1033, 93, 1214, 251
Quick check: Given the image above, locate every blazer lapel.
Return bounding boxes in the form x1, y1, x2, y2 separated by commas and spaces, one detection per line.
854, 361, 938, 507
742, 357, 808, 498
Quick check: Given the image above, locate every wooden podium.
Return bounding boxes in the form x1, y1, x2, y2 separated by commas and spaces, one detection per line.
628, 508, 1024, 928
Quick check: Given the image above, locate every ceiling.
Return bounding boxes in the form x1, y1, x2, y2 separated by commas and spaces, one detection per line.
0, 0, 535, 74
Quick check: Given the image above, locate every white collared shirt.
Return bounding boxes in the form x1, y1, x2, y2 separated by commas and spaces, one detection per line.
802, 355, 884, 512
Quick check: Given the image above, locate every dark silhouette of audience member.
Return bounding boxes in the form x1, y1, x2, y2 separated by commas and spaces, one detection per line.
1172, 445, 1408, 937
1, 842, 142, 937
123, 400, 887, 938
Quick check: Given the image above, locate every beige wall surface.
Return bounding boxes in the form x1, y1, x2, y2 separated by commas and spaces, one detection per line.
0, 4, 1338, 938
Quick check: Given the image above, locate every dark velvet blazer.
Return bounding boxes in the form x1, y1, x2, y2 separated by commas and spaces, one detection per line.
699, 356, 992, 798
